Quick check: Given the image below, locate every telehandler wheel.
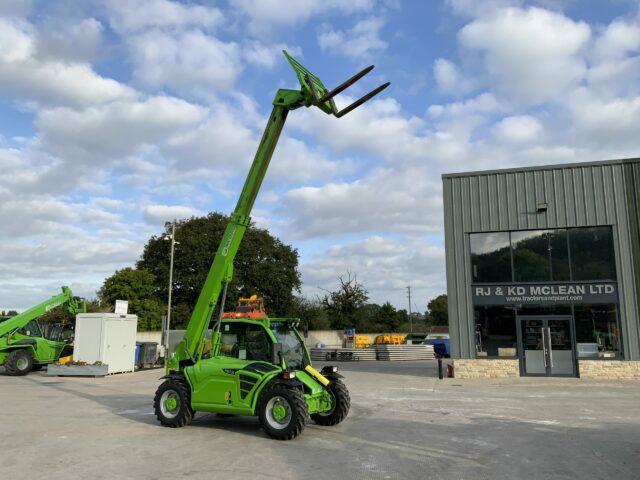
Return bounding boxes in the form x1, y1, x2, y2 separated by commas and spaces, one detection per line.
311, 379, 350, 426
258, 385, 309, 440
154, 378, 194, 428
5, 349, 34, 376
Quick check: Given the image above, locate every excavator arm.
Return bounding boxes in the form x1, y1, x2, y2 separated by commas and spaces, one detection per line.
168, 52, 389, 372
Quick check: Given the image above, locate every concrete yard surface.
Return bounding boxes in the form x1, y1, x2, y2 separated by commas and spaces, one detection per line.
1, 361, 639, 480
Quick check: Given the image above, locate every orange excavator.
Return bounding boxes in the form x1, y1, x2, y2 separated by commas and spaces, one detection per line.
221, 295, 267, 319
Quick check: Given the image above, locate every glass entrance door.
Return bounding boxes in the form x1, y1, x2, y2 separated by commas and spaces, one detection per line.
517, 316, 576, 377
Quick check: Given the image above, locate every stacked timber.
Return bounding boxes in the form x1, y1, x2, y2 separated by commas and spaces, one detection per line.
375, 344, 435, 361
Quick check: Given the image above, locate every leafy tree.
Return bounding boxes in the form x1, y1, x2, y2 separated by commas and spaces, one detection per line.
289, 296, 331, 330
98, 268, 164, 330
373, 302, 400, 331
321, 272, 369, 329
426, 294, 448, 326
137, 213, 301, 324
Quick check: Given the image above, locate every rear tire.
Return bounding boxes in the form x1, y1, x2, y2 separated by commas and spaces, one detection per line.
5, 349, 34, 376
258, 385, 308, 440
311, 379, 350, 426
154, 378, 194, 428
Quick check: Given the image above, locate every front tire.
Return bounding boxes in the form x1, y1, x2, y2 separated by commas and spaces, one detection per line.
311, 379, 350, 426
5, 349, 34, 376
258, 385, 309, 440
154, 378, 194, 428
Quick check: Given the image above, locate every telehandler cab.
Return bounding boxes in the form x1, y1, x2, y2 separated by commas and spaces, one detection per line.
154, 51, 389, 440
0, 286, 86, 375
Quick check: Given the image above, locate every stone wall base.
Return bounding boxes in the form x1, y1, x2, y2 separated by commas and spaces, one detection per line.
453, 359, 640, 379
453, 359, 519, 378
578, 360, 640, 379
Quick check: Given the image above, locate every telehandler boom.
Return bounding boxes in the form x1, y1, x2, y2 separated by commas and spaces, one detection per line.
156, 52, 389, 439
0, 286, 86, 375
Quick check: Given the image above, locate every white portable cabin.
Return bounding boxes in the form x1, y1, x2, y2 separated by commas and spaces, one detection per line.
73, 313, 138, 374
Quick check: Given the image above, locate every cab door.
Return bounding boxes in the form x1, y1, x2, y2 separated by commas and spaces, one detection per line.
189, 322, 273, 412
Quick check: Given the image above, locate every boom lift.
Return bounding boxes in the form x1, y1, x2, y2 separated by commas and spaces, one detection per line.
154, 52, 389, 440
0, 286, 86, 375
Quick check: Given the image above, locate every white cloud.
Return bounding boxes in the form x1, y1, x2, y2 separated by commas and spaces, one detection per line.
35, 18, 104, 62
592, 19, 640, 61
283, 166, 442, 239
492, 115, 543, 144
142, 204, 198, 224
459, 7, 591, 105
318, 17, 387, 60
569, 88, 640, 152
301, 236, 446, 306
446, 0, 522, 19
230, 0, 375, 36
242, 41, 302, 68
0, 18, 135, 108
433, 58, 474, 95
105, 0, 223, 33
126, 29, 241, 97
37, 96, 206, 163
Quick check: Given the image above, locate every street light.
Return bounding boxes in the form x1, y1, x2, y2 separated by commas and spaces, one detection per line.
163, 222, 179, 353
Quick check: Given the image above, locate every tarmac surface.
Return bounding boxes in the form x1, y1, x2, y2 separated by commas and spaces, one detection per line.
1, 360, 639, 480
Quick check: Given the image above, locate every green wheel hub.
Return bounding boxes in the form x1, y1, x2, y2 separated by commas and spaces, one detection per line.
272, 404, 287, 421
17, 357, 29, 371
164, 395, 179, 412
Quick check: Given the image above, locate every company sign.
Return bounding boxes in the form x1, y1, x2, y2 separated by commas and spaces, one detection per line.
472, 282, 618, 306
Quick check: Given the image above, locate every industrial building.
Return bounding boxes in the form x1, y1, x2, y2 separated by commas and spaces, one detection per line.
443, 158, 640, 378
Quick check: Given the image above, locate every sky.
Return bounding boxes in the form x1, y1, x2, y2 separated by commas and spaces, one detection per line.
1, 0, 640, 312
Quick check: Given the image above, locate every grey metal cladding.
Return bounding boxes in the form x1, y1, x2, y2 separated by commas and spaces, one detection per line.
442, 158, 640, 360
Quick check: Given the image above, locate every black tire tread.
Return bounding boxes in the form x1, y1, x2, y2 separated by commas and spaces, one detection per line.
311, 379, 350, 426
5, 349, 33, 376
153, 378, 194, 428
259, 385, 309, 440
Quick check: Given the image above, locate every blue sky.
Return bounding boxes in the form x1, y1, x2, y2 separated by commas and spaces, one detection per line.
1, 0, 640, 311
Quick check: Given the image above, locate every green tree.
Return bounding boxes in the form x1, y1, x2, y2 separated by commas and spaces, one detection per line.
289, 296, 331, 330
99, 213, 301, 330
137, 213, 300, 322
373, 302, 399, 331
322, 272, 369, 330
98, 268, 164, 330
426, 294, 448, 326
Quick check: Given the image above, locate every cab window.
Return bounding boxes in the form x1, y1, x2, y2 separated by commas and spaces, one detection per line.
19, 320, 42, 337
219, 323, 271, 362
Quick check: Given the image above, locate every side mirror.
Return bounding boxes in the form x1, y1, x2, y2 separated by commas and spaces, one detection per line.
302, 323, 309, 339
272, 342, 283, 366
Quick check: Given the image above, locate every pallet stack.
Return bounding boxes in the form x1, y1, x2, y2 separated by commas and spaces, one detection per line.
310, 347, 377, 362
374, 344, 435, 361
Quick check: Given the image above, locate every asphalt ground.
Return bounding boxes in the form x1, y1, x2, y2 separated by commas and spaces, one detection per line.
1, 360, 639, 480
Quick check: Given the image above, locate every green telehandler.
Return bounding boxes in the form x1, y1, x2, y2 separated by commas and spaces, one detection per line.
0, 286, 86, 376
154, 52, 389, 440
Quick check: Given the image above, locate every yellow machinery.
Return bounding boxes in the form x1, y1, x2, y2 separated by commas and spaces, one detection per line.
374, 334, 405, 345
355, 335, 371, 349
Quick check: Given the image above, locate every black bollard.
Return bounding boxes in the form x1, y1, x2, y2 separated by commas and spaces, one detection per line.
438, 358, 444, 379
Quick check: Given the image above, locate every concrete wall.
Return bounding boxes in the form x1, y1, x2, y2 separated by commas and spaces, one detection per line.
454, 359, 520, 378
443, 158, 640, 360
579, 360, 640, 379
455, 359, 640, 379
138, 330, 408, 349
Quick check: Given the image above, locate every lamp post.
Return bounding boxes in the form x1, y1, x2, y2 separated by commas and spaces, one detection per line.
164, 222, 179, 353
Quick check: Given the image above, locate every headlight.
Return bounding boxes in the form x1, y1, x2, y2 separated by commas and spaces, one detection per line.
282, 371, 296, 379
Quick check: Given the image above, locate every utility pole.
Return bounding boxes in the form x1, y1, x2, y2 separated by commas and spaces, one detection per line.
165, 222, 179, 353
406, 285, 413, 334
